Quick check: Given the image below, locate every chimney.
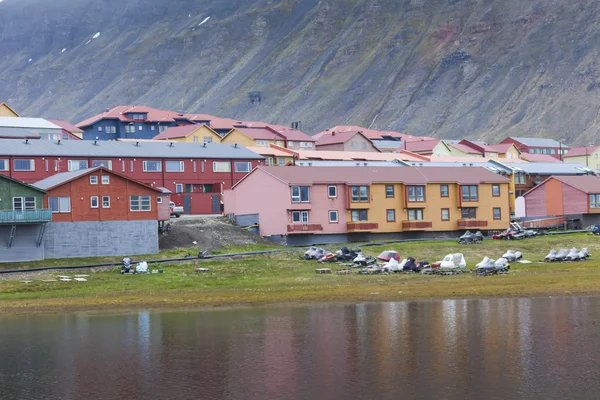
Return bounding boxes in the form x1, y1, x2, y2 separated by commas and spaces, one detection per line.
332, 131, 335, 136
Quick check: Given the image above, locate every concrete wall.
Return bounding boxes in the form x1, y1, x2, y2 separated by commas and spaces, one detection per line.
43, 220, 158, 259
0, 224, 44, 262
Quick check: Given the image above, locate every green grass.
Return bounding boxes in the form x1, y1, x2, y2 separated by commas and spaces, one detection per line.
2, 234, 600, 314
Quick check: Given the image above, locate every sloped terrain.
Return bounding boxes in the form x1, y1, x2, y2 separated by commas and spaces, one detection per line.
2, 0, 600, 143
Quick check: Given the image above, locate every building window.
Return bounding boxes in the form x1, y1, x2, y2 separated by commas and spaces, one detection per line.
408, 209, 423, 221
256, 140, 269, 147
288, 141, 295, 147
385, 185, 395, 198
461, 185, 478, 201
92, 160, 112, 169
589, 194, 600, 208
121, 160, 125, 172
130, 160, 134, 172
105, 126, 116, 134
193, 136, 199, 143
13, 197, 36, 211
386, 209, 396, 222
440, 185, 449, 197
204, 137, 213, 144
175, 184, 183, 193
328, 186, 337, 198
350, 186, 369, 202
202, 184, 213, 193
329, 210, 338, 223
351, 209, 368, 222
492, 184, 500, 197
291, 211, 309, 223
101, 176, 110, 185
278, 159, 286, 166
159, 126, 166, 132
125, 125, 136, 134
98, 126, 103, 132
234, 162, 252, 173
157, 197, 163, 204
291, 186, 310, 203
151, 126, 156, 131
14, 159, 35, 171
407, 186, 425, 202
45, 159, 49, 172
493, 207, 501, 220
0, 159, 7, 171
68, 160, 88, 171
90, 176, 98, 185
90, 196, 99, 209
275, 141, 282, 146
138, 126, 143, 131
143, 160, 162, 172
130, 196, 151, 211
49, 197, 71, 213
213, 161, 231, 173
185, 184, 192, 193
441, 208, 450, 221
165, 161, 184, 172
102, 196, 110, 208
461, 207, 477, 219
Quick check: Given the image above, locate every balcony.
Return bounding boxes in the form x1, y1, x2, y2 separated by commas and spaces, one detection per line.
287, 224, 323, 234
347, 222, 379, 231
457, 220, 488, 228
402, 221, 433, 230
0, 210, 52, 224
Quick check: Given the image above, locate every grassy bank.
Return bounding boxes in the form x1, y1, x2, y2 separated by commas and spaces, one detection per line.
1, 234, 600, 314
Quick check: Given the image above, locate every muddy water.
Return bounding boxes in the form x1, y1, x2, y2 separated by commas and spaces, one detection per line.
1, 297, 600, 399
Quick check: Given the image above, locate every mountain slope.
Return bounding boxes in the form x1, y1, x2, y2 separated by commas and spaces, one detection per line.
1, 0, 600, 143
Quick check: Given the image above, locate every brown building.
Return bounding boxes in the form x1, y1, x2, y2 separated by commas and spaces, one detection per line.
315, 131, 379, 152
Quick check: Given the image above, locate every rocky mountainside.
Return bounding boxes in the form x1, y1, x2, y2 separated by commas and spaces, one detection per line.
1, 0, 600, 143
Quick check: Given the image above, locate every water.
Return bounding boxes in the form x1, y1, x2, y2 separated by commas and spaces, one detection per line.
2, 297, 600, 400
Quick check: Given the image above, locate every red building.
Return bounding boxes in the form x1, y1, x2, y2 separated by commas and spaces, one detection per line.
0, 139, 262, 214
32, 167, 167, 223
501, 137, 569, 160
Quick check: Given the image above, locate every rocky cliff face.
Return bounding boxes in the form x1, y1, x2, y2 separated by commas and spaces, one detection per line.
1, 0, 600, 142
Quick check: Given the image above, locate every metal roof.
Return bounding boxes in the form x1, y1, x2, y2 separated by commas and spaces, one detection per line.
502, 162, 594, 175
507, 137, 569, 148
0, 138, 263, 160
295, 160, 402, 167
0, 117, 61, 130
32, 168, 95, 190
0, 127, 42, 138
372, 140, 403, 149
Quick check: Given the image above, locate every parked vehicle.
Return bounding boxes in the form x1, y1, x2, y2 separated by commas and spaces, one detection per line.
592, 224, 600, 235
422, 253, 467, 274
377, 250, 400, 262
502, 250, 522, 262
304, 246, 323, 260
353, 251, 376, 266
120, 257, 134, 274
458, 231, 483, 245
475, 257, 510, 276
318, 251, 337, 263
338, 246, 361, 262
169, 201, 184, 218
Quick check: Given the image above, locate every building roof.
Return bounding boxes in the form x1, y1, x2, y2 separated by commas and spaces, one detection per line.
76, 106, 196, 128
502, 161, 594, 175
316, 131, 371, 146
272, 128, 315, 142
313, 126, 434, 141
372, 139, 403, 150
0, 117, 61, 130
0, 138, 263, 160
233, 127, 285, 141
520, 153, 562, 163
483, 143, 516, 153
243, 166, 509, 187
564, 146, 600, 158
428, 156, 527, 164
295, 149, 427, 162
48, 120, 84, 134
0, 127, 43, 139
295, 160, 403, 167
0, 173, 46, 193
245, 146, 295, 157
403, 139, 441, 153
33, 167, 164, 192
0, 102, 19, 116
553, 176, 600, 194
152, 124, 204, 140
504, 136, 569, 148
447, 142, 484, 155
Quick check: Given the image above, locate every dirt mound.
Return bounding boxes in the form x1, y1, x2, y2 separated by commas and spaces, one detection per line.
159, 217, 276, 252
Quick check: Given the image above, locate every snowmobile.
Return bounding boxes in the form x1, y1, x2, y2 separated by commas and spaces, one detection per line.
475, 257, 510, 276
120, 257, 134, 274
377, 250, 400, 262
502, 250, 522, 262
458, 231, 483, 245
353, 251, 376, 266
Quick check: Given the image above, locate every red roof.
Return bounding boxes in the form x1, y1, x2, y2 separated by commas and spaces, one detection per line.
565, 146, 599, 158
316, 131, 371, 146
153, 124, 205, 140
272, 129, 315, 142
76, 106, 192, 128
244, 166, 509, 187
48, 120, 84, 134
404, 139, 441, 153
520, 154, 562, 163
314, 125, 435, 141
448, 142, 484, 155
553, 176, 600, 193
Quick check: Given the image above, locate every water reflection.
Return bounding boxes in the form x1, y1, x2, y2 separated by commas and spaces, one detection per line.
2, 297, 600, 399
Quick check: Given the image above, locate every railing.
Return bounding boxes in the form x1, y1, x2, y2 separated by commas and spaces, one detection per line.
347, 223, 379, 231
402, 221, 433, 229
457, 220, 488, 228
287, 224, 324, 233
0, 209, 53, 223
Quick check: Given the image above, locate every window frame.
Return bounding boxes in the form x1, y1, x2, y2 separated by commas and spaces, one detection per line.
90, 196, 99, 209
213, 161, 231, 173
291, 186, 310, 203
408, 208, 423, 221
143, 160, 162, 172
385, 185, 395, 198
461, 207, 477, 219
329, 210, 339, 223
440, 185, 449, 197
0, 159, 8, 171
175, 183, 183, 193
351, 209, 368, 222
291, 211, 309, 223
234, 162, 252, 173
386, 209, 396, 222
101, 176, 110, 185
13, 159, 35, 172
328, 186, 337, 198
165, 160, 185, 173
350, 186, 370, 202
492, 184, 501, 197
90, 176, 98, 185
493, 207, 501, 220
461, 185, 479, 202
49, 196, 71, 213
102, 196, 111, 209
407, 186, 425, 202
441, 208, 450, 221
92, 160, 112, 170
130, 196, 152, 212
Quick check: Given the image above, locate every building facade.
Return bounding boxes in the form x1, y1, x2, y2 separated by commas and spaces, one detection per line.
225, 166, 510, 245
501, 137, 569, 160
315, 131, 379, 152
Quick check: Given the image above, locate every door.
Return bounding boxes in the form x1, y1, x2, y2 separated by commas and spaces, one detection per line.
211, 195, 220, 214
183, 196, 191, 213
